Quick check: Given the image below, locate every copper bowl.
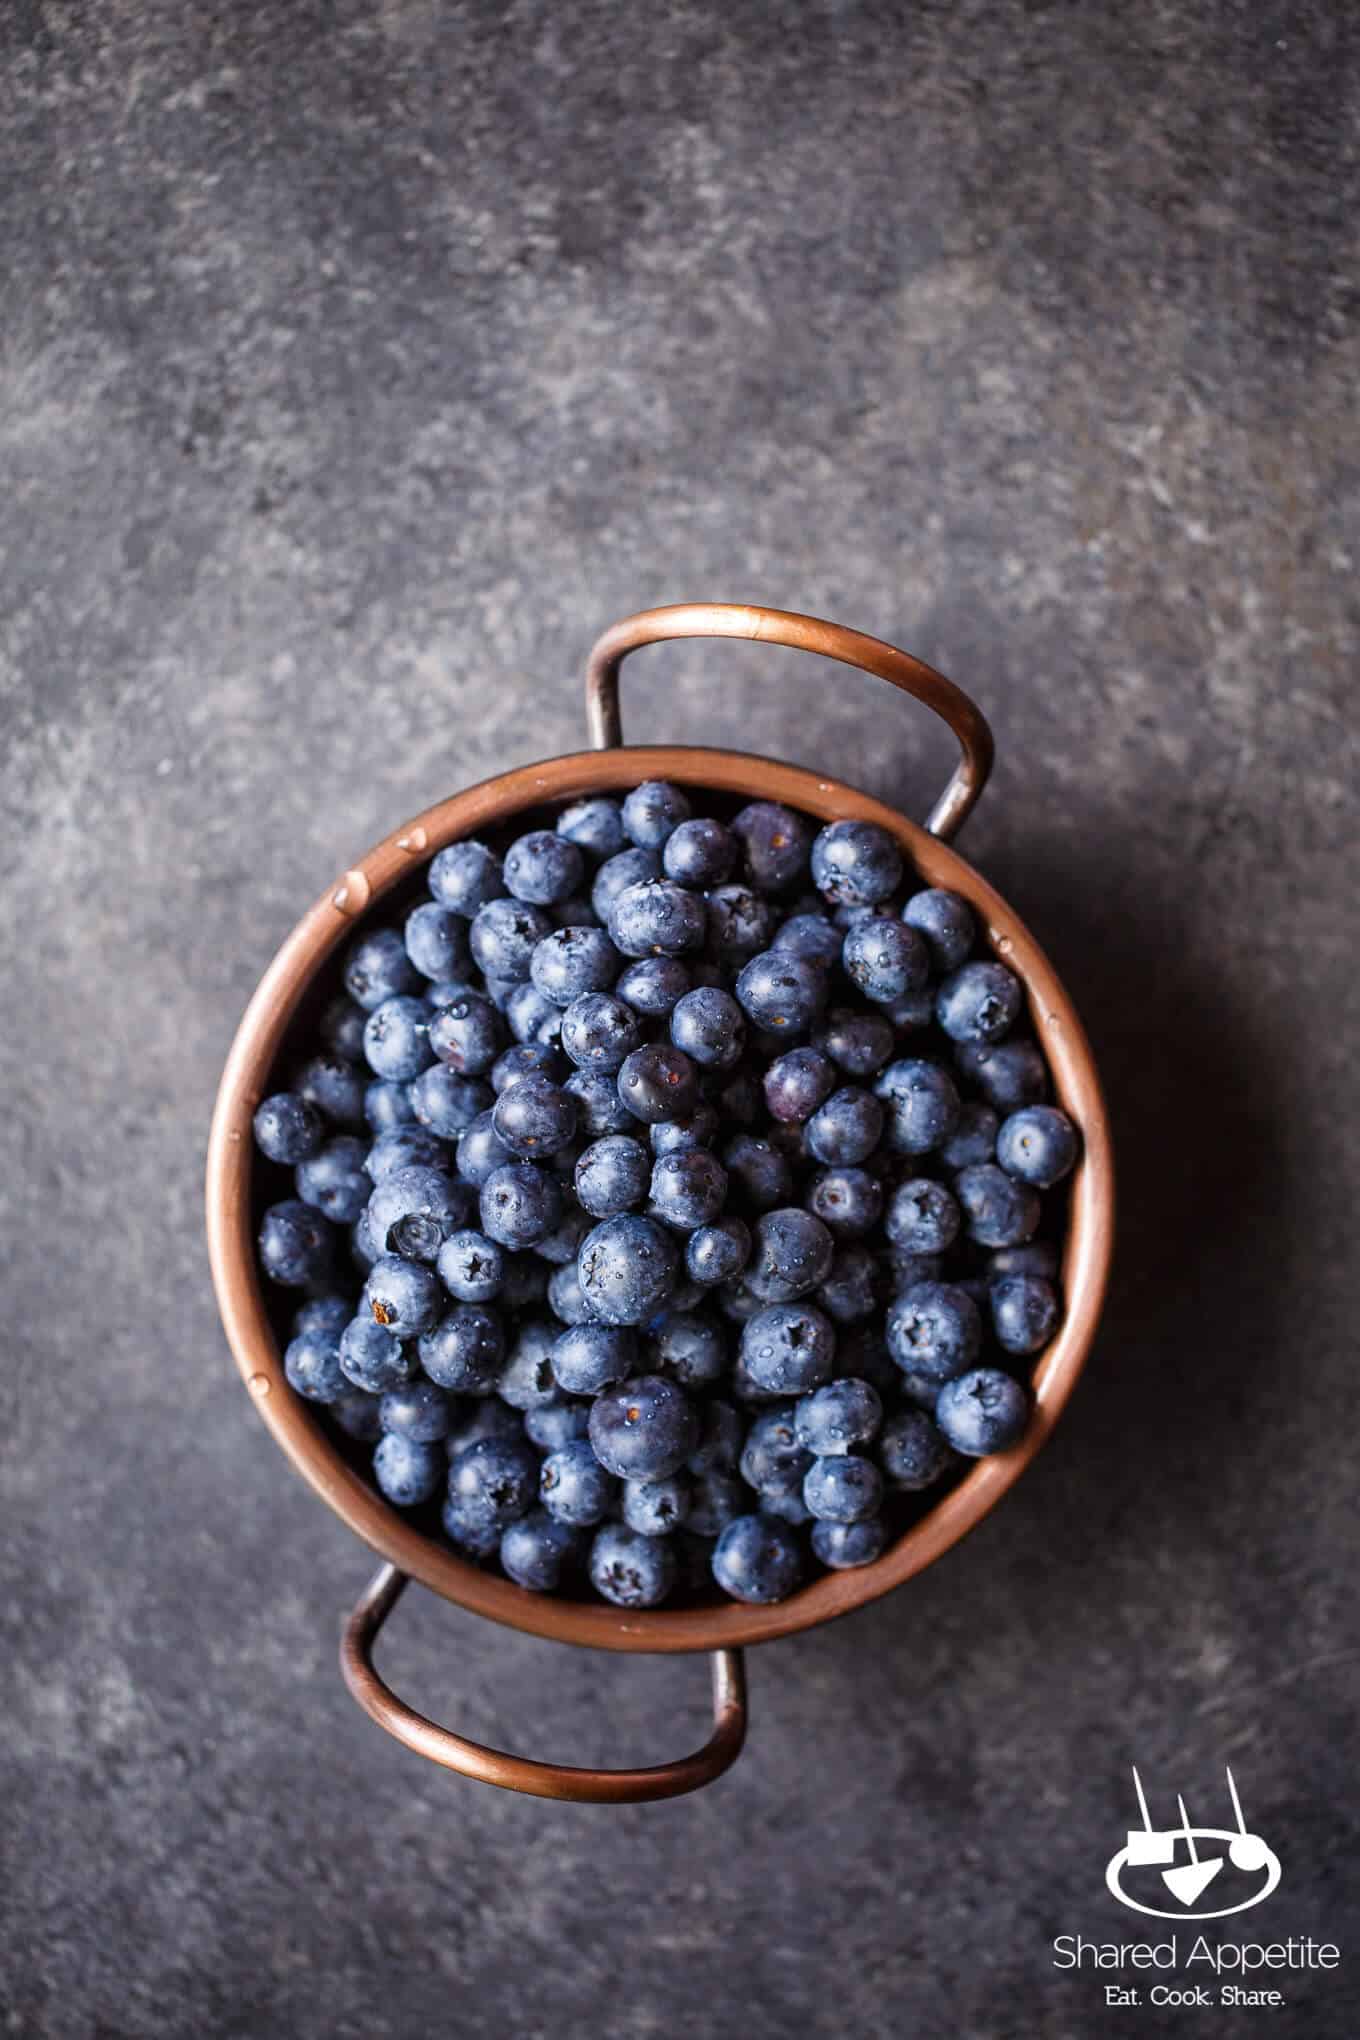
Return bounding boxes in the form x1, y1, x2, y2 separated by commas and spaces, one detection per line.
206, 603, 1114, 1803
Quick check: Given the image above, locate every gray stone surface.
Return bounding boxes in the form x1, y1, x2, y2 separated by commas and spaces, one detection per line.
2, 2, 1357, 2034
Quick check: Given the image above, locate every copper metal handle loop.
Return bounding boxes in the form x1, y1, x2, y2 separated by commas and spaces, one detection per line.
341, 1565, 748, 1803
584, 601, 994, 842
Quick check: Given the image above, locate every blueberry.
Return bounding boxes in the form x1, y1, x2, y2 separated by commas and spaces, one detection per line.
795, 1378, 882, 1456
878, 1407, 957, 1490
803, 1453, 883, 1523
453, 1111, 513, 1186
556, 796, 626, 862
734, 950, 827, 1033
686, 1471, 746, 1537
428, 840, 506, 916
294, 1135, 374, 1226
990, 1273, 1061, 1355
617, 1043, 700, 1123
427, 993, 503, 1074
366, 1165, 470, 1258
500, 1510, 581, 1592
296, 1053, 366, 1128
258, 1199, 334, 1286
989, 1239, 1060, 1280
650, 1104, 720, 1156
293, 1293, 353, 1339
447, 1435, 540, 1532
490, 1041, 565, 1093
404, 902, 470, 983
504, 982, 564, 1049
445, 1398, 524, 1458
805, 1086, 884, 1166
807, 1166, 883, 1238
373, 1433, 444, 1507
418, 1303, 504, 1393
712, 1515, 802, 1603
378, 1378, 452, 1443
609, 879, 706, 958
361, 995, 433, 1083
338, 1314, 417, 1393
935, 1367, 1029, 1456
955, 1038, 1048, 1111
723, 1133, 794, 1211
591, 846, 662, 924
431, 1230, 501, 1306
812, 1008, 894, 1079
811, 1519, 886, 1569
996, 1105, 1080, 1188
704, 884, 775, 964
575, 1134, 651, 1218
533, 1202, 594, 1265
344, 928, 420, 1012
330, 1388, 384, 1441
283, 1324, 347, 1402
816, 1245, 880, 1323
479, 1162, 562, 1248
885, 1280, 982, 1384
578, 1214, 679, 1325
560, 992, 643, 1072
588, 1374, 698, 1480
668, 986, 745, 1071
504, 829, 585, 907
564, 1068, 636, 1138
901, 886, 975, 971
686, 1216, 751, 1287
365, 1128, 450, 1183
649, 1150, 728, 1231
763, 1047, 835, 1122
940, 1101, 999, 1171
545, 1260, 589, 1325
590, 1523, 676, 1607
498, 1318, 562, 1410
731, 800, 813, 893
350, 1213, 378, 1271
410, 1065, 493, 1138
490, 1074, 577, 1158
469, 897, 553, 983
657, 816, 733, 889
528, 925, 619, 1007
740, 1303, 835, 1394
622, 779, 691, 848
551, 1321, 636, 1396
739, 1404, 812, 1495
936, 960, 1023, 1044
364, 1079, 417, 1135
885, 1178, 961, 1256
541, 1443, 615, 1526
253, 1091, 324, 1165
874, 1058, 961, 1155
842, 917, 929, 1004
746, 1209, 835, 1302
650, 1309, 727, 1387
615, 955, 691, 1017
441, 1497, 502, 1557
523, 1399, 592, 1450
810, 820, 903, 906
321, 995, 368, 1063
623, 1474, 692, 1538
771, 912, 843, 970
362, 1254, 442, 1339
954, 1162, 1040, 1248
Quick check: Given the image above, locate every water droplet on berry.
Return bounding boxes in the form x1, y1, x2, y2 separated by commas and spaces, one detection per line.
332, 869, 372, 916
248, 1373, 272, 1399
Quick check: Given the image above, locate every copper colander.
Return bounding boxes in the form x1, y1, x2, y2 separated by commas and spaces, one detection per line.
206, 603, 1114, 1803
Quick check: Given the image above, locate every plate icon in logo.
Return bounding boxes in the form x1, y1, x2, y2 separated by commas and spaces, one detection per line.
1106, 1767, 1282, 1920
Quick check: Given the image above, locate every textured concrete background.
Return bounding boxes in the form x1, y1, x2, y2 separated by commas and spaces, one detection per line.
2, 3, 1357, 2035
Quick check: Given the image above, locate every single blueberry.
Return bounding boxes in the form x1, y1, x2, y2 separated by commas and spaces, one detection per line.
364, 1079, 417, 1135
523, 1399, 592, 1450
560, 991, 644, 1072
296, 1053, 366, 1128
731, 801, 813, 893
650, 1104, 721, 1156
497, 1317, 562, 1410
590, 1523, 677, 1608
296, 1136, 375, 1225
990, 1273, 1061, 1355
404, 901, 470, 982
663, 816, 738, 887
379, 1378, 452, 1443
490, 1041, 565, 1093
503, 829, 585, 907
874, 1058, 961, 1155
795, 1378, 883, 1456
528, 924, 620, 1007
902, 887, 975, 972
885, 1280, 982, 1384
258, 1199, 334, 1286
373, 1433, 444, 1507
763, 1047, 836, 1123
362, 995, 434, 1083
591, 845, 662, 924
490, 1073, 577, 1158
996, 1105, 1080, 1188
811, 1519, 887, 1569
771, 912, 843, 971
284, 1325, 347, 1402
505, 981, 565, 1048
936, 960, 1023, 1044
841, 917, 929, 1005
954, 1162, 1041, 1248
441, 1495, 503, 1557
954, 1037, 1049, 1111
436, 1228, 504, 1303
253, 1091, 324, 1165
469, 897, 554, 982
810, 820, 903, 906
338, 1313, 417, 1393
803, 1453, 883, 1523
428, 840, 506, 916
615, 955, 691, 1018
740, 1302, 836, 1394
617, 1043, 700, 1123
649, 1150, 728, 1232
453, 1111, 513, 1187
622, 1473, 692, 1538
746, 1209, 836, 1302
344, 927, 420, 1012
722, 1133, 794, 1212
541, 1442, 616, 1526
734, 950, 827, 1033
588, 1374, 698, 1479
650, 1309, 727, 1387
546, 1259, 590, 1325
409, 1065, 493, 1139
427, 993, 504, 1074
551, 1321, 636, 1396
807, 1166, 884, 1237
711, 1515, 802, 1604
293, 1294, 353, 1339
479, 1162, 563, 1249
738, 1404, 812, 1495
879, 1407, 957, 1490
447, 1434, 540, 1531
814, 1007, 896, 1078
556, 795, 626, 862
805, 1086, 884, 1166
578, 1214, 680, 1326
668, 986, 745, 1071
935, 1367, 1030, 1456
622, 780, 691, 848
418, 1304, 505, 1394
363, 1255, 442, 1338
940, 1100, 1000, 1171
704, 883, 775, 964
500, 1510, 581, 1592
609, 879, 707, 959
366, 1165, 471, 1259
885, 1177, 961, 1256
685, 1216, 752, 1287
365, 1127, 450, 1183
564, 1067, 637, 1138
575, 1134, 651, 1218
533, 1202, 593, 1265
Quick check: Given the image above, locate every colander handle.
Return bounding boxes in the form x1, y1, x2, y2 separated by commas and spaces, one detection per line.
584, 601, 994, 841
341, 1565, 747, 1803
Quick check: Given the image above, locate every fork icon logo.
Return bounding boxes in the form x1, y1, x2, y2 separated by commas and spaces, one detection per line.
1105, 1768, 1283, 1921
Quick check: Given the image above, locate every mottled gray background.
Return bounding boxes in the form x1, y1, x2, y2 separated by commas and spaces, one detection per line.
2, 2, 1357, 2035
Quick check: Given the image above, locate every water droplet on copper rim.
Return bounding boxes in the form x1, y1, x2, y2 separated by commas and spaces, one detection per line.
248, 1373, 272, 1398
332, 869, 372, 915
995, 934, 1014, 956
396, 826, 428, 854
1045, 1011, 1062, 1031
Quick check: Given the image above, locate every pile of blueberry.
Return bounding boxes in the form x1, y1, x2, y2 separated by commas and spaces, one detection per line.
252, 783, 1080, 1608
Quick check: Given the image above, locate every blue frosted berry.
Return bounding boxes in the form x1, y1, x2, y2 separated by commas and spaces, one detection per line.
504, 829, 584, 907
807, 1166, 883, 1237
556, 795, 626, 861
649, 1150, 728, 1231
409, 1065, 493, 1139
955, 1037, 1048, 1111
529, 925, 620, 1006
623, 1474, 691, 1537
723, 1133, 794, 1211
447, 1434, 540, 1531
490, 1073, 576, 1157
500, 1510, 581, 1592
379, 1378, 452, 1442
469, 897, 553, 983
338, 1313, 417, 1393
805, 1086, 884, 1165
734, 950, 826, 1033
258, 1198, 333, 1286
705, 883, 775, 964
940, 1101, 999, 1171
811, 1519, 886, 1568
651, 1310, 727, 1387
996, 1105, 1079, 1188
591, 846, 662, 924
364, 1079, 417, 1135
365, 1128, 449, 1183
842, 917, 928, 1004
885, 1177, 961, 1256
669, 986, 746, 1069
418, 1303, 504, 1393
253, 1091, 324, 1165
551, 1321, 636, 1395
686, 1216, 751, 1287
575, 1134, 651, 1218
804, 1453, 883, 1523
404, 902, 470, 982
609, 879, 707, 958
746, 1209, 835, 1302
578, 1214, 679, 1325
990, 1273, 1061, 1355
810, 820, 903, 906
879, 1407, 956, 1489
373, 1433, 444, 1506
588, 1374, 698, 1479
936, 960, 1023, 1044
712, 1515, 802, 1603
296, 1135, 372, 1224
564, 1068, 636, 1138
622, 780, 691, 848
763, 1047, 835, 1122
771, 912, 842, 970
795, 1378, 882, 1456
362, 995, 434, 1082
815, 1007, 896, 1078
936, 1367, 1029, 1455
427, 993, 503, 1074
874, 1057, 960, 1155
344, 927, 420, 1012
363, 1255, 442, 1338
296, 1053, 366, 1128
615, 955, 691, 1017
732, 801, 813, 893
816, 1244, 880, 1323
284, 1324, 346, 1402
590, 1523, 676, 1607
560, 991, 643, 1071
617, 1043, 699, 1123
885, 1280, 982, 1384
740, 1302, 835, 1394
955, 1162, 1040, 1248
663, 816, 737, 885
902, 887, 975, 972
479, 1162, 562, 1248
